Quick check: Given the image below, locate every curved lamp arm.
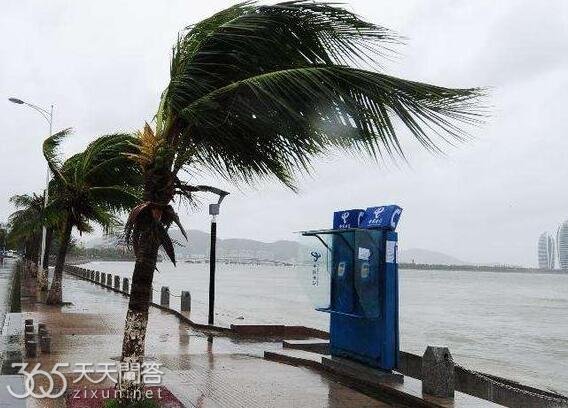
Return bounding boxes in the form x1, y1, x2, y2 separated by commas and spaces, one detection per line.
194, 185, 229, 205
8, 97, 52, 125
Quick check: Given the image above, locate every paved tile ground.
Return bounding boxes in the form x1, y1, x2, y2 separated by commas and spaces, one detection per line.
13, 272, 397, 407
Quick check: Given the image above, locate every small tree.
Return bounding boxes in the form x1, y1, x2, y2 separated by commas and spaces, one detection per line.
8, 194, 50, 271
43, 130, 142, 305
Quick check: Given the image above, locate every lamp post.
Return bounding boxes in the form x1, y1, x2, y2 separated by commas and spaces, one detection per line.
204, 187, 229, 326
8, 97, 53, 274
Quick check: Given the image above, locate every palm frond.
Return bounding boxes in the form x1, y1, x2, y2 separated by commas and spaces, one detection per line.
88, 205, 121, 234
160, 1, 484, 190
9, 194, 40, 209
89, 186, 141, 213
78, 133, 141, 185
43, 128, 73, 184
47, 133, 143, 235
164, 0, 398, 125
7, 193, 59, 239
175, 66, 483, 187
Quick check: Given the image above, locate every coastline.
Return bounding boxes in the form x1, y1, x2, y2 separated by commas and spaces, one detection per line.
68, 257, 567, 275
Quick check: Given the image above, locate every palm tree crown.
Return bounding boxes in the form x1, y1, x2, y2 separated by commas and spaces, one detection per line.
7, 193, 48, 262
46, 129, 143, 233
126, 0, 483, 263
155, 1, 483, 187
43, 129, 143, 304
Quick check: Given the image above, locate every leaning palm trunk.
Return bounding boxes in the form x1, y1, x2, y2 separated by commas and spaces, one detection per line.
46, 220, 72, 305
118, 228, 160, 402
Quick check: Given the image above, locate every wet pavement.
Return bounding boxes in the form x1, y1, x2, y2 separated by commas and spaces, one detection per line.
15, 271, 397, 407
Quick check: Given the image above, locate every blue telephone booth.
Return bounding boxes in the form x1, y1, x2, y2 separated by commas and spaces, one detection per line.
301, 205, 401, 370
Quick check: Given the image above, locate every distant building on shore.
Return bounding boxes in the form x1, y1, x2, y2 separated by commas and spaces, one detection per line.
557, 221, 568, 270
537, 232, 555, 269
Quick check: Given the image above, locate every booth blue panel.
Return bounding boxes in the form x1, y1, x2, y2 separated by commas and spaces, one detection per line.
360, 205, 402, 230
333, 209, 365, 229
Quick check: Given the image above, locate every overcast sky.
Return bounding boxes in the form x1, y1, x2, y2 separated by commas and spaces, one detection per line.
1, 0, 567, 266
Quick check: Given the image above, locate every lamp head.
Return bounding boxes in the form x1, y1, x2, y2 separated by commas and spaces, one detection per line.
8, 97, 24, 104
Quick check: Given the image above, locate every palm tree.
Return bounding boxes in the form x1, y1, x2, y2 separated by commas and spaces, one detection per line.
119, 1, 483, 399
8, 194, 49, 267
7, 193, 53, 288
43, 129, 142, 305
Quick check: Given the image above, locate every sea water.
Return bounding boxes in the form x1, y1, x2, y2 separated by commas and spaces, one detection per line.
83, 261, 568, 395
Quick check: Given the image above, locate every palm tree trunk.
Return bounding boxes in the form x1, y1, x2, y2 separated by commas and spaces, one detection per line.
46, 219, 72, 305
24, 239, 31, 262
38, 228, 52, 292
118, 236, 160, 402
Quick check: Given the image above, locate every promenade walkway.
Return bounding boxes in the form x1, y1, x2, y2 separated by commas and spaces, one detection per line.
16, 271, 395, 407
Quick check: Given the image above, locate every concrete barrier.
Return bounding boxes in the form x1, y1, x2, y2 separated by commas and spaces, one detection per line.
422, 346, 454, 398
160, 286, 170, 307
39, 336, 51, 354
25, 340, 37, 358
114, 275, 120, 290
122, 277, 129, 294
106, 274, 112, 287
101, 273, 106, 285
181, 291, 191, 312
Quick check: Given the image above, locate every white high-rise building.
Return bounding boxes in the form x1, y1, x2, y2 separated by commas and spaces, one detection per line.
537, 232, 555, 269
557, 221, 568, 270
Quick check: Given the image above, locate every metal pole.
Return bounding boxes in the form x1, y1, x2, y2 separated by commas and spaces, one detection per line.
208, 216, 217, 325
38, 105, 53, 272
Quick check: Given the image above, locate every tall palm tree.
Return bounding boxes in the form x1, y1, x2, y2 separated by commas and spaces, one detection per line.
120, 1, 484, 399
43, 129, 142, 305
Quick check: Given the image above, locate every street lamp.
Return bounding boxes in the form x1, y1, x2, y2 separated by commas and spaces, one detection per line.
8, 97, 53, 274
204, 187, 229, 326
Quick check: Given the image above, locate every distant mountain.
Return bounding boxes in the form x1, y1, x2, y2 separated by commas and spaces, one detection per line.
399, 248, 469, 265
85, 229, 303, 263
168, 229, 302, 262
85, 230, 468, 265
82, 235, 119, 249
